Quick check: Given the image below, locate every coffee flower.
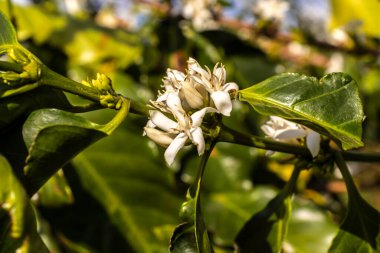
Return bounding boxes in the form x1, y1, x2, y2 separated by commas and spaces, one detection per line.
187, 58, 239, 116
145, 58, 239, 165
261, 116, 321, 157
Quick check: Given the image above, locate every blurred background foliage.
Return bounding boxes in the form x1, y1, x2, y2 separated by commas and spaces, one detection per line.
1, 0, 380, 252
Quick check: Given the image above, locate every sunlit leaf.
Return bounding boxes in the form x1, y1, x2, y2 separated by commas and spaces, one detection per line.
0, 10, 17, 46
239, 72, 364, 150
330, 0, 380, 37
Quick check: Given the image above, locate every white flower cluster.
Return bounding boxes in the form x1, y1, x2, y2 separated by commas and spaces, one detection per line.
144, 58, 239, 165
261, 116, 321, 157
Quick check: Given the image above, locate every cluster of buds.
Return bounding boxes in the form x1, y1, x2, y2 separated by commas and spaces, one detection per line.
0, 48, 41, 87
144, 58, 239, 165
261, 116, 321, 158
82, 73, 122, 109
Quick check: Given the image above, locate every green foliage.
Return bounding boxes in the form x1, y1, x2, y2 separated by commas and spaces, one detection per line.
0, 1, 380, 253
235, 166, 300, 253
239, 73, 364, 150
328, 154, 380, 252
70, 127, 182, 252
0, 10, 17, 45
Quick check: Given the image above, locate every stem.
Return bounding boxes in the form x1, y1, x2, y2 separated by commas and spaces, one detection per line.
218, 124, 311, 157
342, 151, 380, 162
190, 141, 216, 196
128, 99, 149, 117
101, 98, 130, 135
41, 66, 101, 103
334, 151, 360, 197
190, 141, 216, 253
0, 61, 23, 72
219, 124, 380, 163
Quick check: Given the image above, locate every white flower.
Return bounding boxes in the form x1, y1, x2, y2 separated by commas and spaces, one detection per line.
145, 57, 238, 165
146, 92, 216, 165
187, 58, 239, 116
261, 116, 321, 157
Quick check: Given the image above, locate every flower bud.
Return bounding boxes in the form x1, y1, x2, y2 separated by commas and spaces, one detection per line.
180, 79, 205, 109
144, 127, 175, 148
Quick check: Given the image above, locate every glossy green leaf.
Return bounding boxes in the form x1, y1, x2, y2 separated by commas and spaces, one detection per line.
328, 154, 380, 253
22, 109, 107, 195
0, 155, 49, 253
71, 128, 183, 253
330, 0, 380, 37
235, 167, 301, 253
22, 99, 129, 195
239, 72, 364, 150
0, 10, 17, 46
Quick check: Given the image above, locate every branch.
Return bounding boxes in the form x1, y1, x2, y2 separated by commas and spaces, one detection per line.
218, 124, 380, 163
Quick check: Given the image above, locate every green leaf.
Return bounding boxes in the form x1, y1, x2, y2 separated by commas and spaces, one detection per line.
0, 10, 17, 46
286, 202, 338, 253
0, 155, 49, 253
22, 99, 129, 195
328, 153, 380, 252
330, 0, 380, 37
239, 72, 364, 150
35, 169, 74, 207
71, 128, 183, 253
22, 109, 107, 195
235, 166, 301, 253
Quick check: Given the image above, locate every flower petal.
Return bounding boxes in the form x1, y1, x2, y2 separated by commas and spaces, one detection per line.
222, 82, 239, 93
275, 128, 307, 140
211, 90, 233, 116
150, 110, 177, 132
164, 133, 188, 165
166, 92, 187, 127
190, 127, 205, 155
306, 130, 320, 157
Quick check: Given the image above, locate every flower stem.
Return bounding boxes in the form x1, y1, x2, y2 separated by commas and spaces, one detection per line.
41, 66, 101, 103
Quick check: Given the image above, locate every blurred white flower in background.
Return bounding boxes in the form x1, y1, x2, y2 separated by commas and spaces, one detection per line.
145, 58, 239, 165
253, 0, 290, 22
262, 116, 321, 157
182, 0, 218, 30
